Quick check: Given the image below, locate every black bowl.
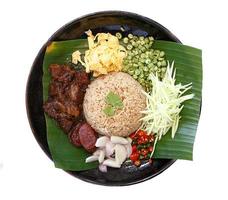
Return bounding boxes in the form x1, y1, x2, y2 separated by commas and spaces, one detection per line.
26, 11, 180, 186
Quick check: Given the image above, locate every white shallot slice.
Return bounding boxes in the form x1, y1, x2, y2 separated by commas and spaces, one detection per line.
99, 164, 107, 173
124, 143, 132, 157
95, 136, 110, 147
114, 144, 127, 165
103, 159, 121, 168
105, 141, 115, 157
126, 137, 132, 144
98, 149, 105, 163
111, 136, 129, 145
85, 155, 98, 163
93, 149, 102, 156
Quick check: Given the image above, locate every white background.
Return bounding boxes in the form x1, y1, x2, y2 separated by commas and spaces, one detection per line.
0, 0, 228, 199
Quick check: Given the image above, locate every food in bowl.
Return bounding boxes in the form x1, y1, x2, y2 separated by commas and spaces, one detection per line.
43, 30, 198, 172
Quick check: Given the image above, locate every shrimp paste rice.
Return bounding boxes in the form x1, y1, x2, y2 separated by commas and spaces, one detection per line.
83, 72, 146, 137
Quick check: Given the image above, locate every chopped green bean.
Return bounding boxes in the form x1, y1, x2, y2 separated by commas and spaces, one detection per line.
128, 34, 133, 39
128, 70, 134, 75
162, 67, 166, 72
140, 41, 145, 45
127, 55, 132, 60
145, 59, 151, 64
135, 69, 141, 75
138, 78, 144, 84
120, 34, 167, 90
141, 53, 146, 59
141, 47, 146, 52
145, 38, 149, 44
127, 44, 133, 50
145, 44, 150, 49
123, 37, 129, 43
161, 60, 166, 66
148, 63, 154, 69
159, 51, 165, 57
116, 32, 122, 39
152, 59, 157, 64
133, 36, 138, 40
133, 63, 138, 68
131, 40, 136, 46
133, 74, 138, 79
143, 67, 149, 71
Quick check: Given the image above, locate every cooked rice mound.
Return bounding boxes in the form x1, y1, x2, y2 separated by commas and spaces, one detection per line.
83, 72, 146, 137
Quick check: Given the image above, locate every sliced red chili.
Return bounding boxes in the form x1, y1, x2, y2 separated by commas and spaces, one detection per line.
134, 160, 141, 167
141, 148, 149, 156
148, 146, 153, 152
130, 152, 139, 162
129, 132, 137, 139
132, 145, 137, 153
148, 134, 155, 142
137, 130, 147, 137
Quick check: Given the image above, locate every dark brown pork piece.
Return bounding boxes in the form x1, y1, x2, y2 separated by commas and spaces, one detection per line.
43, 100, 75, 132
49, 64, 75, 82
43, 64, 90, 133
75, 70, 90, 91
78, 123, 97, 153
64, 80, 84, 104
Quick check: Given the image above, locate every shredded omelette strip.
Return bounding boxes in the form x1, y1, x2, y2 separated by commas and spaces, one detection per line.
72, 30, 127, 77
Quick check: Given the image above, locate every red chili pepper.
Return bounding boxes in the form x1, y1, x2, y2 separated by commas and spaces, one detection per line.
148, 134, 155, 142
137, 130, 147, 137
130, 152, 139, 162
142, 136, 149, 143
129, 132, 136, 139
134, 160, 141, 167
141, 148, 149, 156
132, 145, 137, 153
148, 146, 153, 152
137, 138, 144, 145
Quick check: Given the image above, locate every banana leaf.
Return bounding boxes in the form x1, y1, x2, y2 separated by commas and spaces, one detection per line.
43, 40, 98, 171
42, 39, 202, 171
152, 41, 202, 160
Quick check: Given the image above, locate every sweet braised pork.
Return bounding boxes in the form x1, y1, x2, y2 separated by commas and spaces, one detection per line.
43, 64, 89, 132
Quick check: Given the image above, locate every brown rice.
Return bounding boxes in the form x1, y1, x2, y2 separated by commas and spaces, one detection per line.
83, 72, 146, 137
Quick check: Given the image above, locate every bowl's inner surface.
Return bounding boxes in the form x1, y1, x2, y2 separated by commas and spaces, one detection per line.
26, 11, 179, 186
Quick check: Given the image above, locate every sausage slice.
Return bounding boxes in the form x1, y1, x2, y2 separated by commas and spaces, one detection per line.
79, 123, 97, 153
68, 122, 83, 147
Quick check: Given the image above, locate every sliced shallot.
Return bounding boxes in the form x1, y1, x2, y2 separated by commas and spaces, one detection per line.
99, 164, 107, 173
110, 136, 129, 145
114, 144, 127, 165
93, 149, 102, 156
86, 135, 132, 171
103, 159, 121, 168
98, 149, 105, 163
124, 143, 132, 157
95, 136, 110, 147
85, 155, 98, 163
105, 141, 115, 157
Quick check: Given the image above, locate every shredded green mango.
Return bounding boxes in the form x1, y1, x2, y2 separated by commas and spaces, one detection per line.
140, 61, 194, 140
